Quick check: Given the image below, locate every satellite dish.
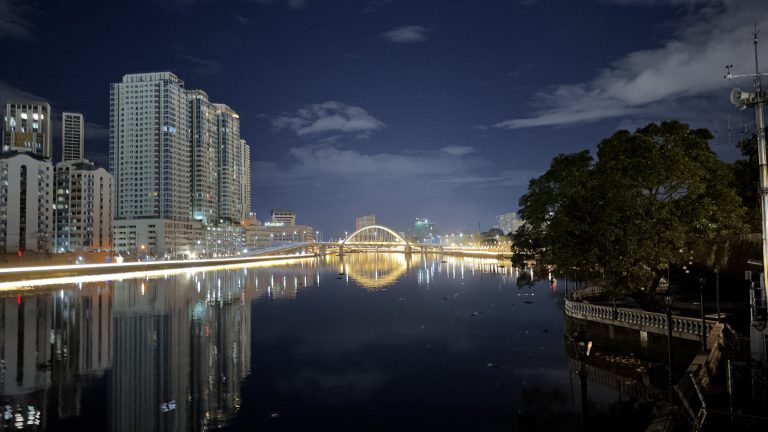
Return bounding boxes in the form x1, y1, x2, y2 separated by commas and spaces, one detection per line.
730, 88, 752, 109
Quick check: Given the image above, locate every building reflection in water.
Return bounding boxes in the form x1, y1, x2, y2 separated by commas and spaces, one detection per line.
1, 283, 111, 430
0, 254, 520, 430
0, 258, 319, 431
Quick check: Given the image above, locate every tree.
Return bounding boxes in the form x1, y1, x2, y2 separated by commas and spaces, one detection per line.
731, 134, 760, 231
513, 121, 748, 305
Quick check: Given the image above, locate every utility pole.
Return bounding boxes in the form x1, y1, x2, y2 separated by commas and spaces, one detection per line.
726, 27, 768, 302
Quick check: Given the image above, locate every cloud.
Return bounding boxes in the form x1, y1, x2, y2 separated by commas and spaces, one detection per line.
360, 0, 395, 14
85, 121, 109, 140
178, 54, 221, 75
253, 144, 536, 192
0, 0, 33, 39
381, 25, 429, 43
286, 0, 307, 9
273, 101, 386, 137
601, 0, 714, 5
0, 79, 43, 104
250, 0, 307, 9
494, 0, 763, 130
234, 14, 250, 25
440, 145, 475, 157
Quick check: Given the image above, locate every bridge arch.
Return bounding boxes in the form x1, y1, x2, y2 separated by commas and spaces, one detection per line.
342, 225, 409, 246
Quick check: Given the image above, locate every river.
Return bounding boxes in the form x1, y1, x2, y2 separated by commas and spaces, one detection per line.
0, 253, 661, 431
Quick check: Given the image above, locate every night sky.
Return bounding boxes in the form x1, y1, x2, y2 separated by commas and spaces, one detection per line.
1, 0, 765, 236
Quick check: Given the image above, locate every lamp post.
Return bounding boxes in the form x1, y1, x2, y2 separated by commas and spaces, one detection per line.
52, 203, 58, 253
715, 267, 721, 323
699, 275, 707, 351
572, 329, 592, 432
663, 288, 675, 396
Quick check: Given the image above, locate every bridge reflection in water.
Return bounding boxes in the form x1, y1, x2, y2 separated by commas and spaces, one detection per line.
0, 252, 662, 430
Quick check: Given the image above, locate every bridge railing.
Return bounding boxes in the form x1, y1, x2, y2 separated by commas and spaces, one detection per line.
565, 298, 716, 341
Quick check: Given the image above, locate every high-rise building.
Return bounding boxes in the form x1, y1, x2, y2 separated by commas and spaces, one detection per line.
62, 112, 84, 161
0, 152, 54, 253
109, 72, 191, 221
240, 139, 251, 222
2, 100, 52, 159
216, 104, 243, 223
110, 72, 251, 257
190, 90, 219, 225
189, 95, 251, 225
270, 209, 296, 227
355, 215, 376, 230
54, 160, 114, 252
496, 212, 523, 235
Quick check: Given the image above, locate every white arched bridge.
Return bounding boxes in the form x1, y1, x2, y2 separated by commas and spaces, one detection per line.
341, 225, 411, 249
246, 224, 512, 258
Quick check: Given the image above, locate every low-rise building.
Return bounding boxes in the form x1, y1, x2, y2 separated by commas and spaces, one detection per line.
270, 209, 295, 227
54, 160, 113, 252
245, 223, 315, 250
113, 219, 202, 259
0, 151, 53, 253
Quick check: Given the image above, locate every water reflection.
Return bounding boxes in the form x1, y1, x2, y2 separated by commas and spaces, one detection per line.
0, 253, 660, 430
0, 260, 320, 431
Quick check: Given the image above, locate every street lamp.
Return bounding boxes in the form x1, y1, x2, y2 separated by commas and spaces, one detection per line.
572, 328, 592, 432
699, 275, 707, 351
664, 289, 675, 396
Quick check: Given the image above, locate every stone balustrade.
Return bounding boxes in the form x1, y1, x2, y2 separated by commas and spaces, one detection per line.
565, 298, 716, 341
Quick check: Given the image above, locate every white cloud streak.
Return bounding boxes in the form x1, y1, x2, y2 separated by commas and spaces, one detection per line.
494, 0, 764, 130
381, 25, 429, 43
253, 144, 536, 192
440, 145, 475, 157
178, 54, 221, 75
0, 0, 33, 39
0, 80, 42, 103
273, 101, 386, 137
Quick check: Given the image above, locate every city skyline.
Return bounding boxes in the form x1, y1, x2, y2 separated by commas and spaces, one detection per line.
0, 0, 765, 235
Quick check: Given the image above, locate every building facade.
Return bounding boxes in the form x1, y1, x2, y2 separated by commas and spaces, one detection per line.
113, 218, 202, 259
270, 209, 296, 227
414, 218, 436, 243
240, 139, 251, 223
62, 112, 84, 162
110, 72, 251, 257
54, 160, 114, 252
190, 90, 219, 225
245, 224, 315, 249
0, 152, 54, 253
109, 72, 191, 221
355, 215, 376, 230
2, 101, 52, 159
216, 104, 244, 223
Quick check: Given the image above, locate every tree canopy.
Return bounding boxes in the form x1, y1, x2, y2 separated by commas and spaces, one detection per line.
512, 121, 748, 299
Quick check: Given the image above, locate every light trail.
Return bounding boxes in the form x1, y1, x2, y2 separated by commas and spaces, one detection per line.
0, 254, 314, 291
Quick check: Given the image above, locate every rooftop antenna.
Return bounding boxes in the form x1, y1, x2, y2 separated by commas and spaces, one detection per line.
727, 115, 732, 147
726, 24, 768, 303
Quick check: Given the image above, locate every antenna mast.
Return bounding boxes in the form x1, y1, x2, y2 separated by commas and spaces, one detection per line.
726, 26, 768, 303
